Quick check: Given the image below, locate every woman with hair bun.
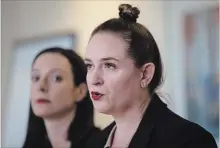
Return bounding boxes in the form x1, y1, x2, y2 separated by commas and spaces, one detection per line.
85, 4, 218, 148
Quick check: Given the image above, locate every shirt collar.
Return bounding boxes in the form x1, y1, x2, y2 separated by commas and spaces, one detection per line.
104, 125, 117, 148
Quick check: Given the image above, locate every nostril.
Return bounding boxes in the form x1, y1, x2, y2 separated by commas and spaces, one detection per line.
40, 87, 45, 92
39, 85, 48, 92
90, 71, 104, 86
93, 80, 104, 86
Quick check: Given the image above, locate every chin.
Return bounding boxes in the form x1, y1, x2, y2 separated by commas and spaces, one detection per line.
33, 111, 50, 118
32, 107, 53, 118
92, 101, 112, 115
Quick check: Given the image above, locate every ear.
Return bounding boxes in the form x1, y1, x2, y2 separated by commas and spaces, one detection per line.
75, 83, 88, 102
140, 62, 155, 88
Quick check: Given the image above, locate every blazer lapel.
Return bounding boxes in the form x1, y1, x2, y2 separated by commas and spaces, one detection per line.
128, 94, 167, 148
95, 122, 116, 148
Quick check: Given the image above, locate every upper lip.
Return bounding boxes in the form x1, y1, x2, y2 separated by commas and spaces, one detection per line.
91, 91, 104, 95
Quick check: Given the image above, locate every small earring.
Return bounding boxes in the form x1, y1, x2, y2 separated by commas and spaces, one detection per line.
141, 82, 146, 88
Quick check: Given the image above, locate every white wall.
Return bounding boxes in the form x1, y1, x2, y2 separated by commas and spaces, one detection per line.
164, 1, 219, 145
2, 1, 166, 147
164, 0, 219, 118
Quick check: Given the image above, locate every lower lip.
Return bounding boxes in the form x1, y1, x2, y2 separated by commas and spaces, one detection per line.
36, 100, 50, 104
91, 94, 103, 101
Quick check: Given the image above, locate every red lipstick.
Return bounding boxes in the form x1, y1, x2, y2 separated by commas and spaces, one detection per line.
91, 91, 104, 101
36, 98, 50, 104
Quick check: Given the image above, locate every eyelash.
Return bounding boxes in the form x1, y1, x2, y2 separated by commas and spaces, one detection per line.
104, 62, 116, 69
53, 75, 63, 82
85, 62, 116, 71
31, 75, 40, 82
31, 75, 63, 83
85, 63, 93, 70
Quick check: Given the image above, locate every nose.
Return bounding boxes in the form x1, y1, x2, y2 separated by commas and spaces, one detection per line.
87, 67, 104, 86
38, 78, 48, 93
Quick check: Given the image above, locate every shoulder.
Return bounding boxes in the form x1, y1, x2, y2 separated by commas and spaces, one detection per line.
178, 120, 217, 148
183, 122, 218, 147
154, 108, 218, 147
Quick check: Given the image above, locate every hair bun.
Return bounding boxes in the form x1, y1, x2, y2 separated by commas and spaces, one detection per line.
119, 4, 140, 22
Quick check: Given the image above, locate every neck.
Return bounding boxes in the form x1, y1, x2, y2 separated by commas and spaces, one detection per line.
44, 106, 76, 147
114, 90, 150, 131
112, 90, 151, 147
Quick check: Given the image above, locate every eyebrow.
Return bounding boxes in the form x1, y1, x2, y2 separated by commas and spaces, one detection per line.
84, 57, 119, 62
84, 58, 92, 62
31, 68, 39, 72
31, 68, 67, 73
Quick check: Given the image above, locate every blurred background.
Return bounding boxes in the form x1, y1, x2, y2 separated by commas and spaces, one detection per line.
1, 0, 219, 147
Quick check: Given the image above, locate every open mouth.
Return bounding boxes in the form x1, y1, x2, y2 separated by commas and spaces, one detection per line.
91, 91, 104, 101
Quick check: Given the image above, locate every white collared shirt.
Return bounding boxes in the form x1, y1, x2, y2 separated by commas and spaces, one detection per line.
104, 125, 117, 148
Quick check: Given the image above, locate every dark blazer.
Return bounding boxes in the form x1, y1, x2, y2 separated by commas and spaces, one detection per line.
89, 94, 218, 148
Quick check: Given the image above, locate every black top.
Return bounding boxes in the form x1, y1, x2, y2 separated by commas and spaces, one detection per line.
23, 108, 100, 148
23, 120, 100, 148
41, 126, 100, 148
88, 94, 218, 148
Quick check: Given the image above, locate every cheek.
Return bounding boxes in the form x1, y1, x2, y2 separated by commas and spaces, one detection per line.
86, 73, 92, 89
105, 70, 137, 92
106, 72, 141, 104
50, 84, 74, 103
105, 76, 121, 90
30, 84, 37, 99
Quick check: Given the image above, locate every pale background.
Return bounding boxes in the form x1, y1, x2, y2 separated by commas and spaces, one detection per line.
1, 1, 219, 147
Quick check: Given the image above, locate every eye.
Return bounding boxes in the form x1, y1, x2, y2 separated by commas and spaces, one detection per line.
51, 74, 63, 83
56, 76, 63, 82
85, 63, 93, 70
31, 75, 40, 83
104, 62, 116, 70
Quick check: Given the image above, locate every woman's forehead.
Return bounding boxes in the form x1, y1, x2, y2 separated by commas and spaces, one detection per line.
86, 32, 129, 61
33, 53, 72, 73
